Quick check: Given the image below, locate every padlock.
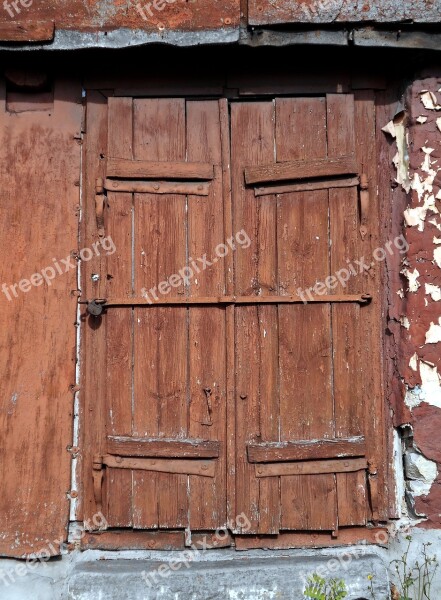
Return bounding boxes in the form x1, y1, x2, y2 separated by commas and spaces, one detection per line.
87, 300, 104, 316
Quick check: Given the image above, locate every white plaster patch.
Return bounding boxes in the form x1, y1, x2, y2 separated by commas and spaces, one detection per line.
409, 352, 419, 372
434, 237, 441, 244
420, 90, 441, 111
401, 267, 420, 292
437, 117, 441, 132
405, 385, 423, 408
417, 116, 428, 124
397, 288, 404, 298
429, 218, 441, 232
383, 118, 411, 192
425, 318, 441, 344
400, 316, 411, 329
425, 283, 441, 301
435, 246, 441, 268
405, 450, 438, 497
419, 360, 441, 407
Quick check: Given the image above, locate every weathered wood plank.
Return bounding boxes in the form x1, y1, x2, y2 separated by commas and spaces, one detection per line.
105, 97, 134, 528
132, 98, 188, 529
187, 100, 227, 530
107, 157, 213, 180
107, 436, 220, 458
255, 458, 367, 477
0, 20, 54, 42
276, 97, 337, 532
0, 81, 82, 556
247, 436, 366, 463
254, 176, 359, 197
245, 155, 357, 185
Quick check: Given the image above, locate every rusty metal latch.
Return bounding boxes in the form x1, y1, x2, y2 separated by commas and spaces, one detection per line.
95, 178, 106, 239
368, 459, 379, 522
92, 455, 104, 513
78, 298, 107, 316
359, 173, 369, 241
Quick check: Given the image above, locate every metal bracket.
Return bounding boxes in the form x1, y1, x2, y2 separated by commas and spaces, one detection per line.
92, 455, 104, 513
95, 178, 106, 239
359, 173, 369, 241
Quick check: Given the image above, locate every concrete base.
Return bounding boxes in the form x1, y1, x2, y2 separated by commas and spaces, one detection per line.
67, 549, 390, 600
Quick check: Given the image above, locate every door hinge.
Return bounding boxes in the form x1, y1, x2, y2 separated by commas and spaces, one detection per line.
92, 454, 104, 513
95, 178, 106, 239
367, 459, 379, 522
359, 173, 369, 241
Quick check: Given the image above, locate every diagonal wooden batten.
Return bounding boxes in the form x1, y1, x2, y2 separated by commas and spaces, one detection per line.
255, 458, 368, 478
103, 455, 216, 477
245, 155, 357, 185
106, 157, 214, 180
104, 178, 210, 196
107, 436, 220, 458
247, 436, 366, 463
254, 175, 360, 197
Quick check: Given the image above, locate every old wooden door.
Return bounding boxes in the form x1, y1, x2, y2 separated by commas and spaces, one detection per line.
80, 94, 387, 548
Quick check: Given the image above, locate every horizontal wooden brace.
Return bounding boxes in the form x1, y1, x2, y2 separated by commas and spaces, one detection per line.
104, 178, 210, 196
107, 436, 220, 458
248, 436, 366, 463
0, 20, 55, 42
103, 455, 215, 477
107, 158, 214, 181
81, 294, 372, 309
254, 176, 360, 197
255, 457, 367, 478
245, 155, 357, 185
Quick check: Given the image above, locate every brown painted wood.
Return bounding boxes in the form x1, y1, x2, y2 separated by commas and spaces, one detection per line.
245, 155, 357, 185
355, 90, 388, 521
0, 20, 54, 42
104, 178, 210, 195
248, 437, 366, 463
132, 98, 188, 529
187, 100, 227, 530
0, 81, 82, 556
231, 101, 280, 535
107, 436, 220, 458
107, 158, 213, 180
327, 93, 368, 528
82, 530, 185, 550
103, 456, 216, 477
254, 176, 359, 197
276, 97, 337, 532
80, 91, 109, 524
234, 527, 388, 550
104, 97, 134, 528
255, 458, 367, 478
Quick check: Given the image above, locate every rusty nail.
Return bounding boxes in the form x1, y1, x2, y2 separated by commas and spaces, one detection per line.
70, 446, 79, 454
224, 17, 232, 24
257, 467, 263, 474
70, 384, 80, 393
154, 183, 160, 190
115, 456, 123, 464
70, 490, 78, 498
112, 181, 119, 188
148, 540, 155, 547
157, 22, 165, 31
201, 464, 208, 471
240, 393, 247, 400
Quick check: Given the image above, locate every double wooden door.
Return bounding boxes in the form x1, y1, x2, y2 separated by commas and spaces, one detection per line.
80, 94, 387, 547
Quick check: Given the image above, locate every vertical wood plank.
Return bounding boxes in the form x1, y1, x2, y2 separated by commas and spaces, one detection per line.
80, 91, 108, 524
231, 101, 280, 533
187, 101, 227, 530
327, 94, 367, 527
132, 98, 188, 529
105, 97, 133, 527
276, 97, 337, 531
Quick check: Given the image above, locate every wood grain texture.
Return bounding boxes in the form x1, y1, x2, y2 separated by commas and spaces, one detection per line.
104, 179, 210, 196
0, 80, 82, 556
255, 458, 367, 477
248, 437, 366, 463
0, 20, 54, 41
245, 155, 357, 185
254, 176, 359, 197
107, 158, 213, 181
107, 436, 220, 458
276, 97, 337, 532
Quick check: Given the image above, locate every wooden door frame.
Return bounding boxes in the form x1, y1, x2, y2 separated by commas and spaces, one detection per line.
77, 85, 391, 550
